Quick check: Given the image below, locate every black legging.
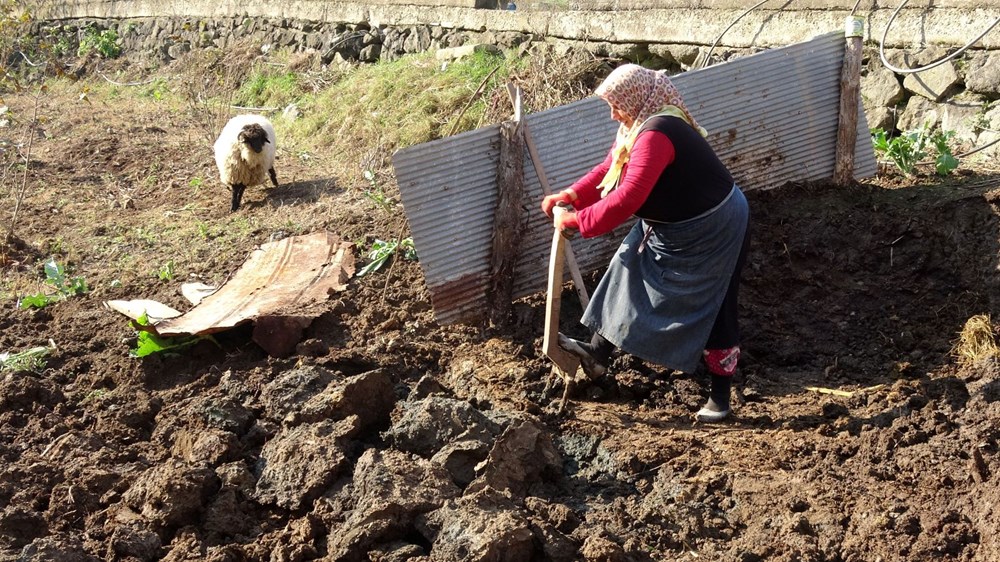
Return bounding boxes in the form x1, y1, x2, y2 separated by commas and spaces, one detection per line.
706, 222, 750, 349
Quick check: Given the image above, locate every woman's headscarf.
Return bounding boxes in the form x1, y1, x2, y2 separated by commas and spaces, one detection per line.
594, 64, 707, 197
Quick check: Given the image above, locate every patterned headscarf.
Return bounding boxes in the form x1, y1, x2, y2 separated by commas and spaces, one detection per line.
594, 64, 707, 197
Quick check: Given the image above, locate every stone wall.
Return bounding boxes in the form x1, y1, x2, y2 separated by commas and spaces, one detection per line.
27, 1, 1000, 160
33, 1, 1000, 50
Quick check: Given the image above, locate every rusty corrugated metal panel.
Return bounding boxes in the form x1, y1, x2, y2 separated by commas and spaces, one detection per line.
393, 31, 876, 325
154, 232, 355, 336
391, 126, 501, 323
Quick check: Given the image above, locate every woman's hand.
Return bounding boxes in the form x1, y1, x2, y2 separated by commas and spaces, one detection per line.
541, 190, 577, 217
554, 209, 579, 233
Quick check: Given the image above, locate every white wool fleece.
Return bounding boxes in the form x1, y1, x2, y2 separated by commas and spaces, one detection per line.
214, 114, 277, 187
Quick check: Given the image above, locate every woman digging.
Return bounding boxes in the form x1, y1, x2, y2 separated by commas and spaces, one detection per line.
541, 63, 751, 422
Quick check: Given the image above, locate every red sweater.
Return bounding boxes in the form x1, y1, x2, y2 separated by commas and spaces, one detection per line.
567, 131, 675, 238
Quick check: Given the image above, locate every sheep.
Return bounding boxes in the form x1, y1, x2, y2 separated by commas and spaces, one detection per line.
214, 114, 278, 212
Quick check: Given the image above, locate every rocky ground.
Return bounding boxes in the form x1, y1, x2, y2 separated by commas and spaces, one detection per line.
1, 52, 1000, 561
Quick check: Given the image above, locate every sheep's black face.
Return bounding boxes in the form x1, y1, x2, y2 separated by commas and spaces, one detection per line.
239, 124, 270, 154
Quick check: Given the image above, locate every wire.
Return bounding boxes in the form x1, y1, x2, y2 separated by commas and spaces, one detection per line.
700, 0, 867, 69
17, 51, 44, 67
878, 0, 1000, 74
694, 0, 1000, 164
699, 0, 776, 70
703, 0, 999, 74
953, 133, 1000, 160
875, 0, 1000, 159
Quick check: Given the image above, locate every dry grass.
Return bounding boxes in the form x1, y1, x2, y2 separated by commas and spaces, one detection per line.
953, 314, 999, 367
483, 44, 610, 121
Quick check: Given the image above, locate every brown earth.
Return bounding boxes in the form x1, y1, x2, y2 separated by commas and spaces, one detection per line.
2, 55, 1000, 562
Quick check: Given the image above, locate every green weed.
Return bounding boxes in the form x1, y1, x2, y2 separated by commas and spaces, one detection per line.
872, 126, 959, 176
157, 260, 175, 281
133, 227, 159, 246
130, 311, 209, 357
0, 342, 54, 373
45, 237, 64, 254
357, 237, 417, 276
363, 169, 395, 211
18, 257, 89, 309
140, 78, 168, 101
81, 388, 107, 404
141, 161, 161, 189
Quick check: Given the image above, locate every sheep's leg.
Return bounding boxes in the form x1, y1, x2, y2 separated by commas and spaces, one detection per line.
231, 183, 246, 212
268, 167, 278, 187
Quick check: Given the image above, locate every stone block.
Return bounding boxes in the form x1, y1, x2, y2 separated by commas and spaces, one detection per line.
971, 130, 1000, 163
862, 65, 905, 109
166, 42, 190, 60
902, 61, 960, 101
964, 51, 1000, 97
864, 105, 896, 133
360, 43, 382, 62
938, 95, 988, 142
971, 105, 1000, 162
986, 104, 1000, 130
903, 46, 950, 67
897, 96, 940, 132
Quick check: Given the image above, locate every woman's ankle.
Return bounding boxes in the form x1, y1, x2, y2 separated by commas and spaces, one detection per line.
590, 332, 615, 364
709, 374, 732, 411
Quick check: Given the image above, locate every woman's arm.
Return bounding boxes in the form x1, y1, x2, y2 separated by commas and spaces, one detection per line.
575, 130, 675, 238
565, 151, 613, 209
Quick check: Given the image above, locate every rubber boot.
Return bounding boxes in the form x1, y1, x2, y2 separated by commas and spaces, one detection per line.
696, 374, 731, 422
558, 332, 612, 379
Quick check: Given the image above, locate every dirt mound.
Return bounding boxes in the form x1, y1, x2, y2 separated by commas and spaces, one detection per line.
1, 61, 999, 561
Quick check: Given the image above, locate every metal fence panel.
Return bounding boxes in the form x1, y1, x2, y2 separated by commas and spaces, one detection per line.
392, 31, 876, 324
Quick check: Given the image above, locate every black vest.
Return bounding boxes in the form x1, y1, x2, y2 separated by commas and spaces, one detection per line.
634, 115, 734, 223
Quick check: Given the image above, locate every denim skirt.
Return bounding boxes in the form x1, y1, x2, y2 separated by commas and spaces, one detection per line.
580, 185, 749, 373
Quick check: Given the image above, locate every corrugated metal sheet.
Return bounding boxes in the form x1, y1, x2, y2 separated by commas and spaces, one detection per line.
392, 31, 877, 325
155, 232, 355, 336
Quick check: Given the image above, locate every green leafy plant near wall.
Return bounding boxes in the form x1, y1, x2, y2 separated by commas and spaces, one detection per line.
872, 126, 959, 176
928, 130, 960, 175
77, 25, 120, 58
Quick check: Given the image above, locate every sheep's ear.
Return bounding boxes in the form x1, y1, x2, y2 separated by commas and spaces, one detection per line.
264, 137, 270, 144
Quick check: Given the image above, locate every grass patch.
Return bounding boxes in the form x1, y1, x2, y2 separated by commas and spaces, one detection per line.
284, 50, 516, 177
278, 44, 603, 186
235, 70, 301, 108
